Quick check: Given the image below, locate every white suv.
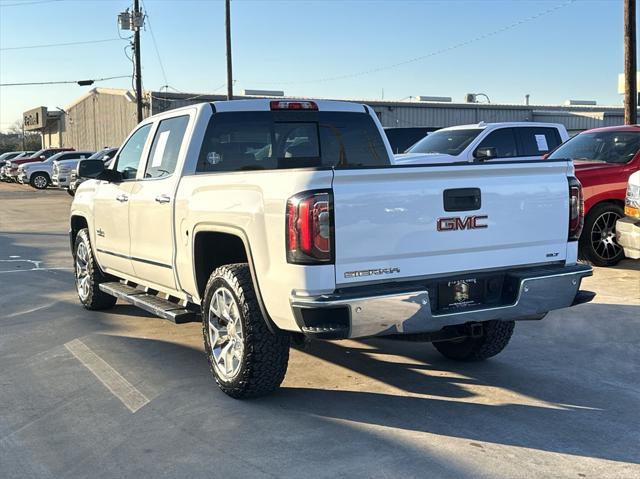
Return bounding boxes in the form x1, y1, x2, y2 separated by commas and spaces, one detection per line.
395, 122, 569, 165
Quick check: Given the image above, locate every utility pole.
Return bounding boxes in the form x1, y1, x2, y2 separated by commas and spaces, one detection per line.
225, 0, 233, 100
133, 0, 144, 123
624, 0, 637, 124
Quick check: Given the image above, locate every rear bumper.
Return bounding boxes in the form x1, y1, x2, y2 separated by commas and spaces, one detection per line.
616, 217, 640, 259
290, 264, 593, 339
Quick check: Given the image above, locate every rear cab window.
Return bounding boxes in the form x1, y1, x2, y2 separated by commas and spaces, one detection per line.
197, 111, 390, 172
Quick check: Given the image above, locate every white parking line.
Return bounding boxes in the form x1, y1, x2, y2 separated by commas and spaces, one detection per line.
64, 339, 150, 413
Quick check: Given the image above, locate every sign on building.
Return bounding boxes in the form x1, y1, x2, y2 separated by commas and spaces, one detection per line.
23, 106, 47, 130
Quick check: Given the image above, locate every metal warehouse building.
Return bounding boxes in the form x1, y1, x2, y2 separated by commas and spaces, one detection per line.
24, 88, 626, 150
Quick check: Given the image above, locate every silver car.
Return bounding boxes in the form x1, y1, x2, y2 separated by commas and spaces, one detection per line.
53, 147, 115, 191
20, 151, 94, 189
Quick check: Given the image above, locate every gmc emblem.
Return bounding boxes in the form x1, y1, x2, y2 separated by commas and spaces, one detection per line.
437, 215, 488, 231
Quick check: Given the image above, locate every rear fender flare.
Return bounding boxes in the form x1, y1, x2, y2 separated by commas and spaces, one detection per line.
191, 223, 279, 334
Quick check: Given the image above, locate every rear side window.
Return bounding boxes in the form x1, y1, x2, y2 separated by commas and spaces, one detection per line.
145, 115, 189, 179
197, 111, 389, 172
475, 128, 517, 158
516, 127, 561, 156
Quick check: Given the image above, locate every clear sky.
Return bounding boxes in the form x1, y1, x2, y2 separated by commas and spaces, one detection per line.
0, 0, 632, 131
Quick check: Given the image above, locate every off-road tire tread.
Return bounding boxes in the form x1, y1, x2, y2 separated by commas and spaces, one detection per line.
433, 320, 515, 361
202, 263, 289, 399
74, 229, 117, 310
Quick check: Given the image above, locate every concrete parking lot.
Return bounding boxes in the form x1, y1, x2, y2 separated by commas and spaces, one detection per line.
1, 182, 639, 479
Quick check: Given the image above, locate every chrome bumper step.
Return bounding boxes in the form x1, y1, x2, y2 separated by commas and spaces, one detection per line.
99, 282, 199, 324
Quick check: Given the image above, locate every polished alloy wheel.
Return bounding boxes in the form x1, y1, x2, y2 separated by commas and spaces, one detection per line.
33, 175, 47, 189
590, 210, 623, 262
207, 287, 244, 380
75, 241, 90, 300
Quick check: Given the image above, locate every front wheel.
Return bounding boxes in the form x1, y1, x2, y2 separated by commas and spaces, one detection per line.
579, 203, 625, 267
433, 320, 514, 361
66, 188, 75, 197
30, 173, 49, 190
202, 264, 290, 399
74, 228, 117, 310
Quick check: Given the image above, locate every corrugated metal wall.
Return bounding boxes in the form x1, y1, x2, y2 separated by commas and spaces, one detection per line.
47, 90, 625, 149
60, 92, 141, 150
371, 104, 532, 128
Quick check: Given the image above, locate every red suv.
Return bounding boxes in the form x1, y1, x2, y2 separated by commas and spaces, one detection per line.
547, 125, 640, 266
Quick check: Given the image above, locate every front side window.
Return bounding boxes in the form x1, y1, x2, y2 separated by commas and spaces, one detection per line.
145, 116, 189, 179
475, 128, 517, 158
114, 124, 152, 180
197, 111, 389, 172
408, 129, 482, 156
548, 131, 640, 164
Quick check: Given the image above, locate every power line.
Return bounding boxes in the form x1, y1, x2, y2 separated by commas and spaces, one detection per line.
141, 0, 169, 87
0, 0, 63, 7
254, 0, 577, 86
0, 75, 131, 86
0, 38, 124, 51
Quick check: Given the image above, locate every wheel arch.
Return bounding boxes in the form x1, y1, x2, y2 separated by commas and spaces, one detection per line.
70, 214, 89, 252
192, 226, 279, 333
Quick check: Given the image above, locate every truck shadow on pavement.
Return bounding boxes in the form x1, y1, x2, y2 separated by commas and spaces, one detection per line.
93, 304, 639, 467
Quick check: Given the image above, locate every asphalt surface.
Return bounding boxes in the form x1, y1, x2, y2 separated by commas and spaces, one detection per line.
1, 182, 639, 479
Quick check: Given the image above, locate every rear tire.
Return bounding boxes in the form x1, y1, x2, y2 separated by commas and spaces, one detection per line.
202, 264, 290, 399
74, 228, 117, 310
433, 320, 514, 361
30, 173, 49, 190
579, 203, 625, 267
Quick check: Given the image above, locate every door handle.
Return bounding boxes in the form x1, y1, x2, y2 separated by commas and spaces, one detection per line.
155, 194, 171, 204
116, 194, 129, 203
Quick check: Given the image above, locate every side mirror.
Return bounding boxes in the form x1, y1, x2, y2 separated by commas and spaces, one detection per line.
475, 147, 498, 161
39, 155, 46, 160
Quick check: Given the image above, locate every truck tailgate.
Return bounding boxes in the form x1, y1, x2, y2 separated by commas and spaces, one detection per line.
332, 161, 572, 286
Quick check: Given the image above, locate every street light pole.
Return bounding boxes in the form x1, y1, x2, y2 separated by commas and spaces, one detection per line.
624, 0, 637, 124
225, 0, 233, 100
134, 0, 144, 123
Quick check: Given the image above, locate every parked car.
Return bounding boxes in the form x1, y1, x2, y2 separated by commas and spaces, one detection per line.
2, 147, 74, 182
395, 122, 569, 165
384, 127, 439, 153
69, 99, 592, 399
0, 150, 34, 163
18, 151, 94, 189
50, 148, 109, 190
546, 125, 640, 266
0, 151, 34, 180
617, 171, 640, 260
62, 148, 117, 196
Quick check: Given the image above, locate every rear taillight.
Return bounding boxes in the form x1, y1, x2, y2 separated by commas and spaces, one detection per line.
286, 191, 333, 264
270, 100, 318, 111
568, 176, 584, 241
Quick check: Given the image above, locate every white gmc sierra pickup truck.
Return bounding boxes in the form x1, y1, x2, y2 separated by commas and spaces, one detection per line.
70, 99, 594, 398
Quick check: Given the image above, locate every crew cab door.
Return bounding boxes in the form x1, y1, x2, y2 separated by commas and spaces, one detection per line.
94, 124, 153, 276
128, 115, 190, 290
